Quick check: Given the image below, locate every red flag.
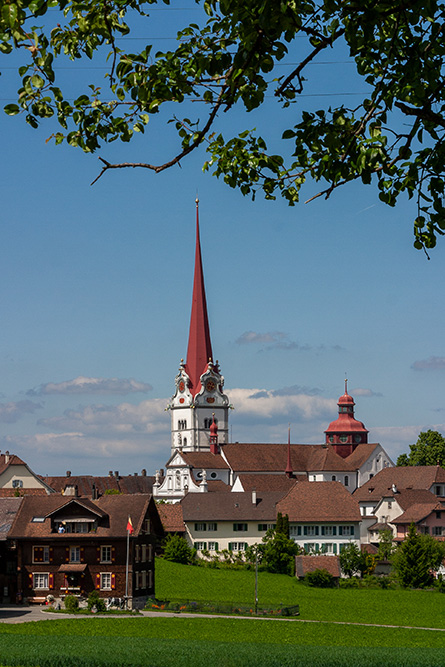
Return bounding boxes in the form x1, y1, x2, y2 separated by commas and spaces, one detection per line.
126, 516, 134, 534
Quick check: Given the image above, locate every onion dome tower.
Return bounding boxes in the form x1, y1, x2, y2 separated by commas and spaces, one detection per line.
167, 199, 230, 453
324, 380, 368, 458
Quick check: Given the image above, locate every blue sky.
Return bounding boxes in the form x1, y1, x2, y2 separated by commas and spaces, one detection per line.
1, 3, 445, 477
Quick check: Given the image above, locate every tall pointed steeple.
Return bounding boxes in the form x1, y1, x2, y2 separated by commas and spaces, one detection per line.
185, 198, 213, 395
167, 199, 230, 454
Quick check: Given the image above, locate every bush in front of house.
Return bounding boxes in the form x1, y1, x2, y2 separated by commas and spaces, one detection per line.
64, 595, 79, 612
163, 534, 194, 564
87, 590, 106, 612
305, 568, 336, 588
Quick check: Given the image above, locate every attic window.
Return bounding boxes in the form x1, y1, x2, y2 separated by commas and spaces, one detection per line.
31, 517, 45, 523
12, 480, 23, 489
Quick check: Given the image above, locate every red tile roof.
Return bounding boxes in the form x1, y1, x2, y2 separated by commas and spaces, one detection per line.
277, 482, 361, 522
181, 452, 230, 470
235, 474, 302, 493
156, 503, 184, 533
391, 500, 445, 525
181, 491, 284, 521
0, 454, 26, 475
353, 466, 445, 502
8, 494, 154, 539
295, 555, 341, 578
43, 474, 155, 496
221, 442, 379, 474
0, 497, 22, 540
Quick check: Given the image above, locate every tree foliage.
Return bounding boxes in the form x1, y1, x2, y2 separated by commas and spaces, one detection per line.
163, 534, 193, 565
339, 542, 375, 578
3, 1, 445, 251
376, 528, 396, 561
396, 430, 445, 467
393, 522, 445, 588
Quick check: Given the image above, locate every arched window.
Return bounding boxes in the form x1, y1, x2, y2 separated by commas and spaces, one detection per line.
331, 475, 336, 482
344, 476, 349, 487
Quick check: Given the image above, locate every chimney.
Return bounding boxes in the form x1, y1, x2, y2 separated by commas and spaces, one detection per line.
92, 483, 97, 500
252, 489, 257, 506
66, 471, 71, 478
114, 471, 119, 478
141, 469, 147, 476
5, 451, 10, 464
108, 470, 113, 477
134, 472, 138, 476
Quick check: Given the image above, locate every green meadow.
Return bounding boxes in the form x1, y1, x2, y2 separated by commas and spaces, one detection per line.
0, 559, 444, 666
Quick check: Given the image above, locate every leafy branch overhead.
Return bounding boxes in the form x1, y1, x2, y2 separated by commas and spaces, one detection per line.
2, 0, 445, 251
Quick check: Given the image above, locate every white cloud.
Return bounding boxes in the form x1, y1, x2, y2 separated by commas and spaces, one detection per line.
351, 387, 383, 398
38, 399, 168, 435
0, 400, 43, 423
411, 356, 445, 371
228, 387, 336, 423
371, 423, 445, 461
27, 376, 153, 396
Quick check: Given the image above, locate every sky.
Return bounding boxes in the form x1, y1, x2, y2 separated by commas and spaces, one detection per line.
1, 3, 445, 477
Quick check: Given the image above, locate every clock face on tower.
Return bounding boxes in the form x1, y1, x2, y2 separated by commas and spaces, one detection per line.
205, 379, 216, 392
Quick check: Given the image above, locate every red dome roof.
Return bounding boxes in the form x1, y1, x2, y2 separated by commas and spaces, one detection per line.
338, 392, 354, 405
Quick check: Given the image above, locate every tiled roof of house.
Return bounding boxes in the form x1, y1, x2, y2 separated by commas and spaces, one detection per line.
295, 555, 341, 578
353, 466, 445, 502
0, 497, 22, 540
156, 503, 184, 533
235, 474, 302, 493
181, 491, 284, 521
43, 474, 155, 496
277, 482, 361, 522
391, 499, 445, 525
221, 442, 379, 474
8, 494, 153, 539
0, 454, 26, 475
0, 488, 48, 497
393, 488, 438, 509
181, 452, 230, 470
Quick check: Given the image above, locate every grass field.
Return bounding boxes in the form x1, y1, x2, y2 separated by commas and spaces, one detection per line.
155, 558, 445, 628
0, 559, 444, 666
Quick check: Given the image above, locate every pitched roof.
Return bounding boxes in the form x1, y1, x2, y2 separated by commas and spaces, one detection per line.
0, 488, 48, 497
295, 555, 341, 578
277, 482, 361, 522
8, 494, 153, 539
0, 497, 22, 540
391, 499, 445, 525
181, 491, 284, 521
0, 453, 26, 474
44, 474, 155, 496
235, 474, 302, 493
221, 442, 379, 474
353, 465, 445, 502
156, 503, 184, 533
181, 452, 230, 470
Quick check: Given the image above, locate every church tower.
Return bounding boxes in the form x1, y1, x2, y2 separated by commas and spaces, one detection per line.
167, 199, 230, 453
324, 380, 368, 458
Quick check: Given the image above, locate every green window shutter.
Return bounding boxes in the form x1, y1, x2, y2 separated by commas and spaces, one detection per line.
215, 542, 219, 551
303, 526, 307, 536
321, 526, 325, 536
351, 526, 355, 536
315, 526, 319, 536
194, 543, 198, 549
315, 543, 319, 552
244, 543, 248, 550
333, 526, 337, 536
297, 526, 301, 536
304, 543, 308, 552
339, 526, 343, 536
228, 543, 233, 551
203, 542, 207, 550
333, 543, 337, 554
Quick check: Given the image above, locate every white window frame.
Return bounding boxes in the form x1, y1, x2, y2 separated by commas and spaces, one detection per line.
100, 572, 112, 591
33, 573, 49, 590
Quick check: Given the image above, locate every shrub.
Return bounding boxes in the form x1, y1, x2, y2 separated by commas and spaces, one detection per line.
305, 568, 335, 588
163, 534, 193, 564
87, 590, 106, 612
64, 595, 79, 612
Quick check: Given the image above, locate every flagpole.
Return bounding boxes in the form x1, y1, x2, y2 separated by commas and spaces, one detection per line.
125, 524, 130, 609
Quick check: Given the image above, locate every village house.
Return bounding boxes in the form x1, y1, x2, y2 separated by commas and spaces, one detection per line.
8, 493, 163, 608
0, 452, 54, 497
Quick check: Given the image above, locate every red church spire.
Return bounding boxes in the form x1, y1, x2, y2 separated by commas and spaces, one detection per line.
185, 198, 213, 395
